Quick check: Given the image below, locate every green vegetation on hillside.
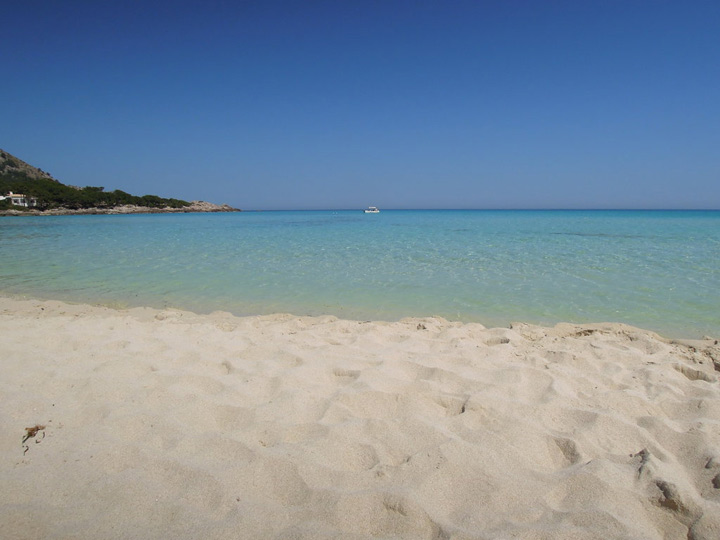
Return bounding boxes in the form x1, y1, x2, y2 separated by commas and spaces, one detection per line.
0, 158, 190, 211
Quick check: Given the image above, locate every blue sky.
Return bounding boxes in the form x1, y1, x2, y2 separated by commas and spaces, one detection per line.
2, 1, 719, 209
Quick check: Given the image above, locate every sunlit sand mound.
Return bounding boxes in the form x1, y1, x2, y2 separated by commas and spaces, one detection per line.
1, 297, 719, 539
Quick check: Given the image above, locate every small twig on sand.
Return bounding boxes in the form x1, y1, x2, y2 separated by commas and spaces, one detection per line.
22, 425, 46, 444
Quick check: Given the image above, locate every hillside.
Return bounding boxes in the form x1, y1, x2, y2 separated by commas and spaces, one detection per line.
0, 149, 58, 182
0, 149, 237, 214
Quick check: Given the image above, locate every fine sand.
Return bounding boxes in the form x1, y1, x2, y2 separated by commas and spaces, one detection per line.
1, 297, 719, 539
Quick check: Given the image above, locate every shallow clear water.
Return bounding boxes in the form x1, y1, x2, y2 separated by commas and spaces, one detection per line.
1, 210, 718, 338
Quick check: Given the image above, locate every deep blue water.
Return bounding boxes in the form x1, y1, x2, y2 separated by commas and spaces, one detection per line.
1, 210, 718, 338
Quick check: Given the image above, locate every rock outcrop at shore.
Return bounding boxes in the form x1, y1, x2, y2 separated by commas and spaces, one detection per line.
0, 200, 239, 216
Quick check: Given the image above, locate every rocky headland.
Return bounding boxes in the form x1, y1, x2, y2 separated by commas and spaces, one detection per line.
0, 200, 238, 216
0, 149, 240, 216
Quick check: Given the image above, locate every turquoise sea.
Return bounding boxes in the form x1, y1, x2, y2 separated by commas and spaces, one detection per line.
1, 210, 718, 338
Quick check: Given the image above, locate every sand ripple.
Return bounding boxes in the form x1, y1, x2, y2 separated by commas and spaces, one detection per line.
1, 298, 719, 539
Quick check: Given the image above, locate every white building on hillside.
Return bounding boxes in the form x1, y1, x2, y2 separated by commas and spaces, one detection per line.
0, 191, 38, 207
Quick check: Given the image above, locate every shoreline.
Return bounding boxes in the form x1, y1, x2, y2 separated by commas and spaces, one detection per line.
0, 200, 239, 216
1, 295, 719, 539
1, 289, 716, 341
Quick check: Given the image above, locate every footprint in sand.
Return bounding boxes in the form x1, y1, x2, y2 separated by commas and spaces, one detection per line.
332, 368, 360, 383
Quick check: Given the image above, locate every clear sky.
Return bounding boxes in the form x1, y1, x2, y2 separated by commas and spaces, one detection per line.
2, 0, 719, 210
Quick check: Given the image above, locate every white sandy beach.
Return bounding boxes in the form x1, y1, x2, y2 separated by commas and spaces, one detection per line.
1, 296, 719, 539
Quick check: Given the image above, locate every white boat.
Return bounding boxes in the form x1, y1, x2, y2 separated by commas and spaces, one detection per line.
363, 206, 380, 213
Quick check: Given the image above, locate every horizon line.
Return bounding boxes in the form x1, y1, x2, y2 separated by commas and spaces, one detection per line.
239, 207, 720, 212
